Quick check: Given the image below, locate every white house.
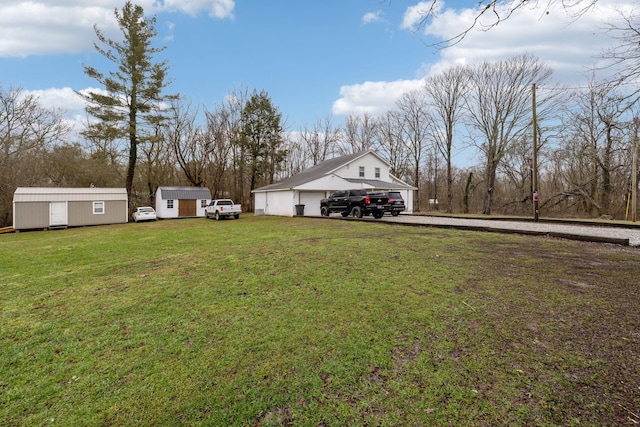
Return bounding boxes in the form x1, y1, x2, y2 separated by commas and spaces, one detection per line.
252, 151, 416, 217
155, 186, 212, 219
13, 187, 128, 230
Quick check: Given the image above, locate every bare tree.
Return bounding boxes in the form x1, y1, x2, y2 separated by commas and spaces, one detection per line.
465, 53, 553, 215
299, 114, 341, 165
600, 9, 640, 108
374, 110, 411, 181
224, 87, 251, 203
498, 136, 536, 213
424, 65, 468, 213
0, 85, 70, 226
558, 80, 628, 215
394, 89, 431, 211
136, 123, 176, 207
164, 98, 206, 187
203, 100, 236, 198
339, 113, 378, 155
282, 134, 306, 178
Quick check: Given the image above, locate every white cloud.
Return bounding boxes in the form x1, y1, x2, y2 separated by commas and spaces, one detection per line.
24, 87, 108, 137
160, 0, 235, 18
0, 3, 115, 57
0, 0, 235, 57
362, 10, 384, 25
28, 87, 86, 112
333, 0, 633, 119
401, 1, 443, 30
415, 0, 633, 82
332, 80, 425, 117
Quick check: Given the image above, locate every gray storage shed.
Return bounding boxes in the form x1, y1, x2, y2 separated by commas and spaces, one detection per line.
13, 187, 128, 230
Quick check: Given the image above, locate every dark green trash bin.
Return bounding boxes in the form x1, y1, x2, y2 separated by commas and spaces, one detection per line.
295, 204, 305, 216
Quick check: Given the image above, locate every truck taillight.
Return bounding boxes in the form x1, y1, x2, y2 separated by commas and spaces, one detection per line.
389, 198, 394, 204
364, 196, 370, 205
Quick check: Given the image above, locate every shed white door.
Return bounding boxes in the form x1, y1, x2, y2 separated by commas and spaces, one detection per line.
50, 202, 67, 226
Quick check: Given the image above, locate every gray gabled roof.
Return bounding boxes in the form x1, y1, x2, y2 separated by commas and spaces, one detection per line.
157, 186, 212, 200
254, 151, 393, 192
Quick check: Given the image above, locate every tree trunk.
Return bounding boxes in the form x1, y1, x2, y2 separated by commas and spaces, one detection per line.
483, 162, 497, 215
446, 148, 453, 213
601, 124, 613, 215
463, 172, 473, 214
126, 134, 137, 204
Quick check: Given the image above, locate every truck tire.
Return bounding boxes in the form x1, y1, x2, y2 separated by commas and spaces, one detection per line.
391, 212, 399, 216
373, 211, 383, 219
234, 214, 240, 219
351, 206, 363, 218
215, 211, 221, 220
341, 211, 349, 217
320, 206, 329, 217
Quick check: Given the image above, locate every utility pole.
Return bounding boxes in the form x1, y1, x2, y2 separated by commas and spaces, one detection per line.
633, 121, 637, 222
532, 84, 539, 221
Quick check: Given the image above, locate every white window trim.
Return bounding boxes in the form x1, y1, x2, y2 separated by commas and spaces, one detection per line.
93, 201, 105, 215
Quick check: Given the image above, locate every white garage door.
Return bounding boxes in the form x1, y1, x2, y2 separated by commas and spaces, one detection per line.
299, 192, 324, 216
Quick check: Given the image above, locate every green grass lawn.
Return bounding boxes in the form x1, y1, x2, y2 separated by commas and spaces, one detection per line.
1, 216, 639, 426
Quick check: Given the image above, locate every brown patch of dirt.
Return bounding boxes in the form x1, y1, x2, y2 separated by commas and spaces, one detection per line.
461, 240, 640, 424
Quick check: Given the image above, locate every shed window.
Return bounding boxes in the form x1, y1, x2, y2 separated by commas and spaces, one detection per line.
93, 201, 105, 215
375, 167, 380, 178
167, 199, 174, 209
200, 200, 207, 208
359, 166, 365, 177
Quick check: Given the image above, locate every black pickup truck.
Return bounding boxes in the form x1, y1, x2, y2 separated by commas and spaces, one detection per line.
369, 191, 406, 216
320, 189, 389, 218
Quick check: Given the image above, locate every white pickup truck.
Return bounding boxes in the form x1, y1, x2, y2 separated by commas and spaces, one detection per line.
205, 199, 241, 220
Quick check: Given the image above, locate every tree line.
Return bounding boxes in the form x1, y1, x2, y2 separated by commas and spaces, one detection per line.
1, 2, 639, 227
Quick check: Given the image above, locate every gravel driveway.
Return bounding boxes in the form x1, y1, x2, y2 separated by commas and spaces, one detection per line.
374, 214, 640, 247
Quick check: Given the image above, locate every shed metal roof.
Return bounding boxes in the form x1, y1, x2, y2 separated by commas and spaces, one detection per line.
157, 186, 212, 200
13, 187, 127, 202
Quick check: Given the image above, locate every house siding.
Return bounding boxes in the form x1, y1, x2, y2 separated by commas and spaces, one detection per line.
334, 156, 390, 181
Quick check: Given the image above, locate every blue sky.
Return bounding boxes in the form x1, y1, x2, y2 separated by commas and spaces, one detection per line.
0, 0, 634, 136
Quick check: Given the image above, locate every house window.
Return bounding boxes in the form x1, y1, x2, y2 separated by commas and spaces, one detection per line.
375, 167, 380, 178
93, 201, 105, 215
167, 199, 174, 209
359, 166, 365, 177
201, 200, 207, 208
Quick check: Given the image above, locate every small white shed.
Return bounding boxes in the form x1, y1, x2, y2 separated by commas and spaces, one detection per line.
13, 187, 128, 230
155, 186, 212, 219
252, 151, 416, 217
